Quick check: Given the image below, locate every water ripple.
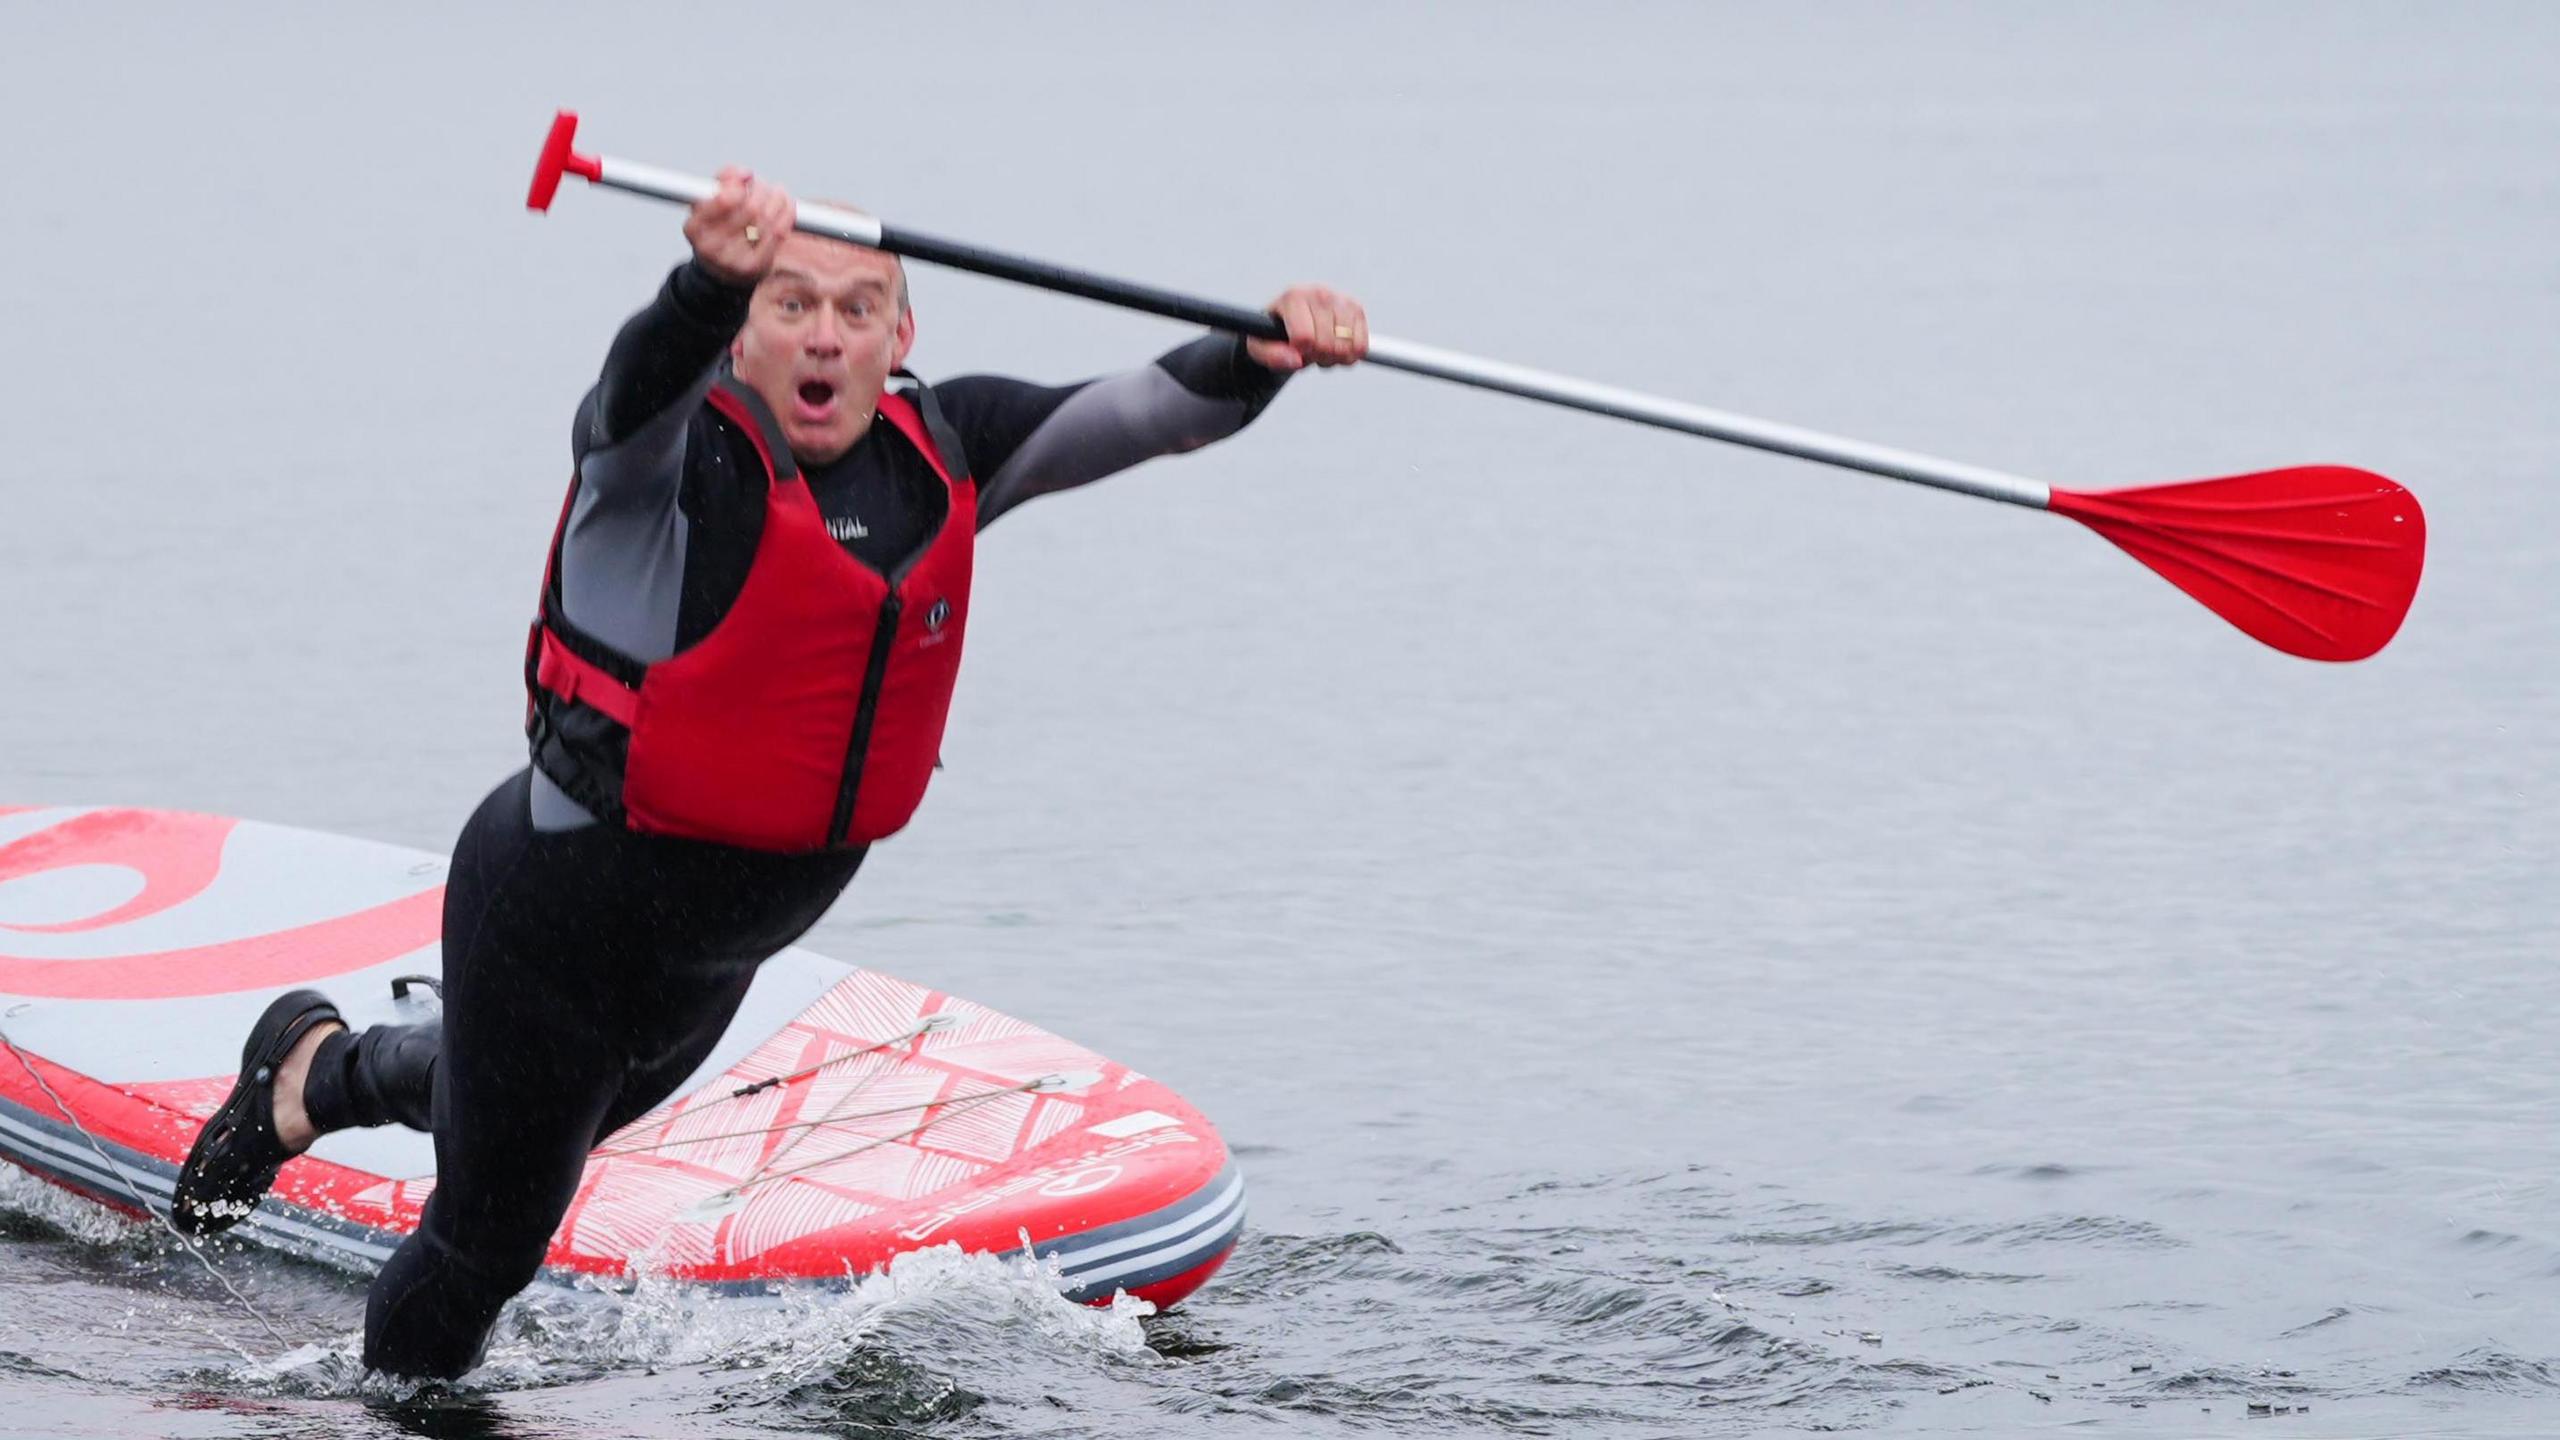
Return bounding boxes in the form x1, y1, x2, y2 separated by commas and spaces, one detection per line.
2404, 1350, 2560, 1395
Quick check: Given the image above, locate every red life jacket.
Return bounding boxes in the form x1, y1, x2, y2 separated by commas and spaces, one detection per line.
525, 377, 975, 853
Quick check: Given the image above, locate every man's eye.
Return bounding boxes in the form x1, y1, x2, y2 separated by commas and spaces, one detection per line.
849, 300, 874, 319
778, 297, 806, 316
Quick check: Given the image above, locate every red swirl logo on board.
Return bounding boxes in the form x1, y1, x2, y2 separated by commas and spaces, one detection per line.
0, 809, 444, 1000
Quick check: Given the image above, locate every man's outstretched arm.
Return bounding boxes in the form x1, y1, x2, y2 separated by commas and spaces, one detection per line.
574, 169, 795, 475
586, 262, 752, 448
951, 284, 1368, 529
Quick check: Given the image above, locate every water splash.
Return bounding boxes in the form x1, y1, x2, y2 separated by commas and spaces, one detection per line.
238, 1241, 1158, 1406
0, 1157, 147, 1250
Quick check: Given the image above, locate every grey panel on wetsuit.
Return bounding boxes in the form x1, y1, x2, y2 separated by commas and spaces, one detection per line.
975, 363, 1264, 530
560, 373, 720, 664
532, 376, 714, 831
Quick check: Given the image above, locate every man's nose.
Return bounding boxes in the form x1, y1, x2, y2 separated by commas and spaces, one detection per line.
803, 306, 845, 356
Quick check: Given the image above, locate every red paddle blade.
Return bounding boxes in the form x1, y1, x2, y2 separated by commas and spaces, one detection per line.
2047, 466, 2424, 662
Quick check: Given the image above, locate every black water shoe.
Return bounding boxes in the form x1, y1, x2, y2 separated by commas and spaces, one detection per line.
171, 989, 342, 1237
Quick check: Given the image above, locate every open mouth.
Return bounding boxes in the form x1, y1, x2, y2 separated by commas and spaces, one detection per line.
792, 379, 839, 423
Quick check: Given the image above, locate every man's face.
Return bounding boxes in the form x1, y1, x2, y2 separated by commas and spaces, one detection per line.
731, 234, 913, 466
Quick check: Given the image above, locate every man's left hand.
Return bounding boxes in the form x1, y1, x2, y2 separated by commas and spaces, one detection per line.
1247, 285, 1369, 372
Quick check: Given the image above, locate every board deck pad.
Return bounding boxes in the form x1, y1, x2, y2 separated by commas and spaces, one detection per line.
0, 806, 1242, 1307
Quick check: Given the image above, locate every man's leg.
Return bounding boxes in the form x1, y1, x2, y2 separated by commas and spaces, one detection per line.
360, 936, 625, 1378
353, 766, 617, 1378
357, 780, 862, 1378
300, 1020, 438, 1135
598, 967, 759, 1138
361, 922, 764, 1376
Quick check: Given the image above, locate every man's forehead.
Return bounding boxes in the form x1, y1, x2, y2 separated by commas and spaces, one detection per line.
766, 235, 904, 291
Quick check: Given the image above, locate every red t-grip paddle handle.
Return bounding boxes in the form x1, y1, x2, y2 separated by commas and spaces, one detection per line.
526, 110, 602, 212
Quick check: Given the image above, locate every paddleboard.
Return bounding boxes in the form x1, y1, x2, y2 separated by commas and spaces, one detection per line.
0, 804, 1242, 1307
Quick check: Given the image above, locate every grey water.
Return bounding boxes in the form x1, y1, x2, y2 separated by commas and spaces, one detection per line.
3, 2, 2554, 1435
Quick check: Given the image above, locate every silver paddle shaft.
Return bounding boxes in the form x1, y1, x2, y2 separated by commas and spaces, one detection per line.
591, 156, 885, 246
585, 155, 2054, 511
1361, 336, 2052, 508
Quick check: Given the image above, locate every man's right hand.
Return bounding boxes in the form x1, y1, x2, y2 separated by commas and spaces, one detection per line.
685, 167, 795, 288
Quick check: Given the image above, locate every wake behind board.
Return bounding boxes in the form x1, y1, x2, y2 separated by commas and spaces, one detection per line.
0, 805, 1242, 1307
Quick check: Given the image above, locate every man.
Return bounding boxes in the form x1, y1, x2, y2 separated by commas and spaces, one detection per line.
170, 168, 1367, 1377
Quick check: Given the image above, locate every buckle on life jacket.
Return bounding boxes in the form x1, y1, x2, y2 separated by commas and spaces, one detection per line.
535, 628, 640, 727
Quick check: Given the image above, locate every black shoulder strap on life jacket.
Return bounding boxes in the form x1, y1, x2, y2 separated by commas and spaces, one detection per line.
710, 374, 801, 482
891, 369, 972, 484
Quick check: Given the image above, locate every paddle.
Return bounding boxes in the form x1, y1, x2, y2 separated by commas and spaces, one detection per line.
526, 111, 2425, 662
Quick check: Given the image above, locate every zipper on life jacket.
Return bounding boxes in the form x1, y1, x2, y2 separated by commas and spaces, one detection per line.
823, 416, 955, 848
828, 592, 904, 847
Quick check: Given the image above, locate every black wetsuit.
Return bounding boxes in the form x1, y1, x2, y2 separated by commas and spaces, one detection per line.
299, 261, 1287, 1378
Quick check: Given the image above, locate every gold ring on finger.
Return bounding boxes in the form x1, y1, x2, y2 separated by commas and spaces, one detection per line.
744, 224, 762, 244
1333, 323, 1354, 340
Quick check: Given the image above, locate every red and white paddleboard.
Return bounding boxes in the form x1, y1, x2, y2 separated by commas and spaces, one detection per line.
0, 805, 1242, 1307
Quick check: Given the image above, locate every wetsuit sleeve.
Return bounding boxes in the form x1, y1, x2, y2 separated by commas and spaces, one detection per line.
593, 262, 753, 442
571, 261, 754, 491
940, 334, 1291, 530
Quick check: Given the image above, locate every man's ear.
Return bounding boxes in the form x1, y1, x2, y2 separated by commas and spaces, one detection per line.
730, 334, 745, 364
891, 307, 916, 371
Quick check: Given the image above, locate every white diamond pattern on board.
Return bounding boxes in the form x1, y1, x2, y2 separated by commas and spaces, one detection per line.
922, 1010, 1034, 1048
638, 1086, 787, 1178
732, 1029, 811, 1080
564, 1161, 724, 1264
638, 1210, 720, 1273
796, 1048, 900, 1105
722, 1178, 881, 1264
1025, 1096, 1084, 1148
787, 1138, 925, 1199
795, 1066, 947, 1137
930, 1033, 1105, 1083
904, 1150, 983, 1200
913, 1089, 1035, 1164
794, 1030, 904, 1076
802, 972, 933, 1045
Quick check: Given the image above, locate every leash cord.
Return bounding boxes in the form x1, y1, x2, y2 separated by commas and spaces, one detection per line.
0, 1019, 295, 1353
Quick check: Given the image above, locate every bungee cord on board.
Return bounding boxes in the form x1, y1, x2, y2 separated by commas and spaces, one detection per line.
597, 1012, 953, 1162
727, 1078, 1075, 1196
725, 1013, 959, 1100
592, 1078, 1064, 1162
594, 1015, 1095, 1219
0, 1012, 295, 1354
590, 1004, 1096, 1218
